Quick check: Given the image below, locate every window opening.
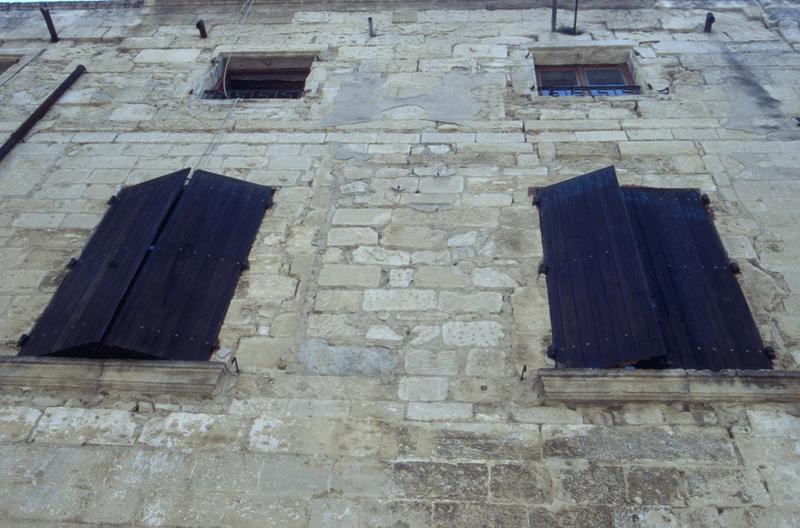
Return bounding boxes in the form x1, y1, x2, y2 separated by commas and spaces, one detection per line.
203, 55, 313, 100
536, 64, 639, 96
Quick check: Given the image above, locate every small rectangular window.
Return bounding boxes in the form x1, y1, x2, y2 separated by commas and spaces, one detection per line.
536, 64, 639, 97
203, 55, 313, 100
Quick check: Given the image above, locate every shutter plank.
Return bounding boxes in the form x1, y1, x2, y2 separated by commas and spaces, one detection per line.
105, 170, 273, 361
538, 167, 667, 367
624, 188, 770, 370
20, 169, 188, 357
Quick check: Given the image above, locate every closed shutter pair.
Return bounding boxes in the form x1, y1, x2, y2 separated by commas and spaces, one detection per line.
20, 169, 274, 362
537, 166, 771, 370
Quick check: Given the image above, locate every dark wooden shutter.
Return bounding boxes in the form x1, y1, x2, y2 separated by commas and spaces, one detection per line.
20, 169, 273, 362
537, 166, 667, 368
623, 188, 770, 370
104, 170, 274, 361
20, 169, 188, 358
537, 166, 771, 370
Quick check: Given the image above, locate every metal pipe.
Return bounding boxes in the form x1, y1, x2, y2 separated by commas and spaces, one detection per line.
551, 0, 558, 32
196, 20, 208, 39
704, 12, 715, 33
572, 0, 579, 35
368, 17, 376, 37
0, 65, 86, 164
40, 8, 59, 43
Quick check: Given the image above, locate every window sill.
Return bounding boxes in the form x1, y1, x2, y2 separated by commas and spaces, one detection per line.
537, 368, 800, 404
0, 356, 228, 397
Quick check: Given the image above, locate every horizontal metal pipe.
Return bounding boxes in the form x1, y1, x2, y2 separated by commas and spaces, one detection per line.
0, 65, 86, 164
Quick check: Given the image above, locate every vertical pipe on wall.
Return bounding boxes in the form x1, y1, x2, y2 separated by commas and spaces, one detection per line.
40, 8, 59, 43
551, 0, 558, 32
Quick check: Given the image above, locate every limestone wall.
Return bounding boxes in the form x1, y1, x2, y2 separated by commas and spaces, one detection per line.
1, 1, 799, 526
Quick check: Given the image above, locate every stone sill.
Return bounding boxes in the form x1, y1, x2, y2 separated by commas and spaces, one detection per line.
0, 356, 227, 397
538, 368, 800, 403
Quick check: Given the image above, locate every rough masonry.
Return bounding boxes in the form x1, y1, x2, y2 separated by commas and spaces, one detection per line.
1, 0, 800, 526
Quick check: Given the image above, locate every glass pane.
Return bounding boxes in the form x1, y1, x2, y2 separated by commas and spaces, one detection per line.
585, 68, 626, 86
539, 69, 579, 87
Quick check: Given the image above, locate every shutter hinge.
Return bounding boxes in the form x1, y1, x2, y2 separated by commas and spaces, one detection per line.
729, 261, 741, 274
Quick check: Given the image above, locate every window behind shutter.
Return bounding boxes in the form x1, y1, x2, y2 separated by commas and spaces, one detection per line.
537, 166, 771, 370
537, 166, 667, 368
20, 169, 273, 362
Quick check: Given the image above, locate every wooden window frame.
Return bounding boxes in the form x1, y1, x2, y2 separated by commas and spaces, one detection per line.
535, 63, 639, 96
203, 56, 314, 100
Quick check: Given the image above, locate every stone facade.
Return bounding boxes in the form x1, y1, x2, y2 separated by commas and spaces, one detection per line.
1, 0, 800, 526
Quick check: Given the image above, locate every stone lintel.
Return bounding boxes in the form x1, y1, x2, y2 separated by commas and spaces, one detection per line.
0, 356, 227, 397
538, 368, 800, 403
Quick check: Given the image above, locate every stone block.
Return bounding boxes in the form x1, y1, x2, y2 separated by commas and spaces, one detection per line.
490, 463, 552, 502
393, 462, 488, 499
415, 266, 470, 288
418, 176, 464, 194
332, 208, 392, 226
404, 349, 462, 376
133, 49, 201, 63
0, 406, 41, 442
366, 325, 404, 341
471, 267, 518, 288
557, 463, 626, 505
138, 412, 248, 450
406, 402, 473, 421
398, 422, 542, 460
433, 503, 528, 528
318, 264, 381, 287
389, 268, 414, 287
352, 246, 411, 266
363, 289, 437, 311
453, 44, 507, 58
327, 227, 378, 246
237, 337, 292, 370
543, 425, 736, 462
442, 321, 504, 347
298, 338, 399, 376
627, 466, 688, 506
314, 290, 362, 312
381, 225, 446, 249
33, 407, 137, 446
398, 376, 449, 401
438, 291, 503, 313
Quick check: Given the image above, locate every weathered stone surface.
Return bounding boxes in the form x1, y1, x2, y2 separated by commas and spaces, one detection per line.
543, 426, 737, 462
491, 463, 552, 502
0, 2, 799, 525
442, 321, 505, 347
0, 406, 40, 442
398, 422, 542, 460
363, 288, 437, 311
433, 502, 528, 528
318, 264, 381, 287
393, 462, 488, 499
298, 338, 398, 376
326, 227, 378, 246
33, 407, 137, 446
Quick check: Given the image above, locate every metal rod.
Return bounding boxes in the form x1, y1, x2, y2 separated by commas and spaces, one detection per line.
196, 20, 208, 39
368, 17, 375, 37
704, 12, 716, 33
0, 65, 86, 164
40, 8, 59, 43
572, 0, 579, 35
551, 0, 558, 32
